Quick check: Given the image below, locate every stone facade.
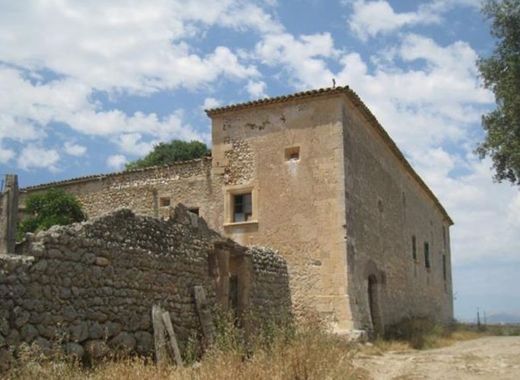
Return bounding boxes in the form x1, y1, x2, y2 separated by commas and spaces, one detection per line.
20, 86, 454, 335
0, 205, 290, 366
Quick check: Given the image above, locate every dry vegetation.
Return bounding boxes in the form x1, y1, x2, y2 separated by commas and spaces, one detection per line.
5, 316, 518, 380
5, 315, 367, 380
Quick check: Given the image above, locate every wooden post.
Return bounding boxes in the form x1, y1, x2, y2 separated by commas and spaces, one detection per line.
162, 311, 183, 366
0, 175, 18, 254
193, 285, 215, 346
152, 305, 168, 365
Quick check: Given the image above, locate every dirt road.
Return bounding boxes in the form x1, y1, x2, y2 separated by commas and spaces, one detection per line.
354, 336, 520, 380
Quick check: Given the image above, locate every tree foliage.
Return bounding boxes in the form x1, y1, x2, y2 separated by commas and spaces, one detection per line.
477, 0, 520, 185
125, 140, 209, 170
17, 188, 86, 240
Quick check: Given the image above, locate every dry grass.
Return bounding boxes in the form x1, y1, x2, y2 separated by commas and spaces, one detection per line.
377, 319, 520, 352
5, 318, 368, 380
358, 339, 411, 356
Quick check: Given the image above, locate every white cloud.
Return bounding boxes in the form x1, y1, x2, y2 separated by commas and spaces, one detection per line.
335, 35, 492, 152
0, 146, 15, 164
347, 0, 480, 40
257, 27, 517, 266
17, 145, 59, 171
433, 159, 520, 264
246, 80, 267, 98
106, 154, 127, 170
0, 1, 267, 94
0, 0, 277, 172
256, 32, 336, 88
64, 142, 87, 157
202, 97, 221, 110
348, 0, 437, 40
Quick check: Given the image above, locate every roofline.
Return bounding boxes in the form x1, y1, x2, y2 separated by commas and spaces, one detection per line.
21, 156, 212, 193
206, 86, 454, 225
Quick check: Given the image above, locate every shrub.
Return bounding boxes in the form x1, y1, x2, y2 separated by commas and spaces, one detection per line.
384, 317, 443, 349
125, 140, 209, 170
17, 189, 86, 240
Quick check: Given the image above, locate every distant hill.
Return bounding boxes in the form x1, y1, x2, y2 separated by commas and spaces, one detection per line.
486, 313, 520, 324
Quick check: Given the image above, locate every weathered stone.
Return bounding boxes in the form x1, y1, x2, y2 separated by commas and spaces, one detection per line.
108, 332, 136, 353
88, 322, 105, 340
70, 322, 89, 343
0, 348, 13, 372
32, 337, 52, 356
134, 331, 153, 355
84, 340, 109, 361
6, 329, 20, 346
64, 342, 84, 360
87, 310, 108, 323
13, 306, 30, 328
0, 318, 9, 336
63, 306, 78, 322
59, 287, 72, 299
20, 324, 39, 343
37, 324, 58, 340
94, 257, 110, 267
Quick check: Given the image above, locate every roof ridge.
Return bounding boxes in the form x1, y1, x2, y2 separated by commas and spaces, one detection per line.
205, 86, 349, 115
21, 156, 212, 192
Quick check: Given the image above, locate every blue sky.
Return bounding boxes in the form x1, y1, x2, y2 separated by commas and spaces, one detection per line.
0, 0, 518, 321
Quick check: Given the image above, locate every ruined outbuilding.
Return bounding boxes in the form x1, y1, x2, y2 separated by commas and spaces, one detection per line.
0, 204, 290, 366
18, 86, 454, 335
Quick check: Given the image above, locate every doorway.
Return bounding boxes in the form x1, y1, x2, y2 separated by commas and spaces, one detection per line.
368, 274, 383, 336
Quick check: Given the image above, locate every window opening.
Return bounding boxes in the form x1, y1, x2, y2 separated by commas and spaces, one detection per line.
442, 254, 447, 281
424, 242, 430, 269
188, 207, 199, 216
412, 235, 417, 261
233, 193, 252, 222
159, 197, 171, 207
285, 146, 300, 161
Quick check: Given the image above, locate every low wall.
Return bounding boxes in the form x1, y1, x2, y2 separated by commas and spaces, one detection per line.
0, 205, 290, 368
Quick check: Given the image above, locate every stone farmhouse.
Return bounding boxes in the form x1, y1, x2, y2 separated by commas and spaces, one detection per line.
19, 86, 454, 335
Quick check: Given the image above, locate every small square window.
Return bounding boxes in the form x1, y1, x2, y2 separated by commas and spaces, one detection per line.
159, 197, 171, 207
233, 193, 252, 222
285, 146, 300, 161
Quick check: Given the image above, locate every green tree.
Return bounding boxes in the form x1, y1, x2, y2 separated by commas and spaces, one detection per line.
125, 140, 209, 170
17, 188, 86, 240
477, 0, 520, 185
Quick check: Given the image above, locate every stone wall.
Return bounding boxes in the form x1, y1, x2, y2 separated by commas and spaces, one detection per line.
0, 205, 290, 368
20, 158, 224, 228
210, 95, 351, 333
341, 96, 454, 332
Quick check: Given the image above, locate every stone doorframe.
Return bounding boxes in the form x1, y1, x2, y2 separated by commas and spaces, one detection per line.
209, 241, 253, 324
365, 260, 386, 337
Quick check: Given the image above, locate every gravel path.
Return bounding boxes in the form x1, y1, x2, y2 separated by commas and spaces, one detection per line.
354, 336, 520, 380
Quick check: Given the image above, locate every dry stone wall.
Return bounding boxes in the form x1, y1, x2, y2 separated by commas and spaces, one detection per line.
19, 158, 222, 226
0, 205, 290, 368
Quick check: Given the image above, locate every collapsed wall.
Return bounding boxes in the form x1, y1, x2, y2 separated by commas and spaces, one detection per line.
0, 205, 290, 368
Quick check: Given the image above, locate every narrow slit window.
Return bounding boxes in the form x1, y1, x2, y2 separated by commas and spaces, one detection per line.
233, 193, 252, 222
442, 254, 447, 281
412, 235, 417, 261
424, 242, 430, 269
159, 197, 171, 207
